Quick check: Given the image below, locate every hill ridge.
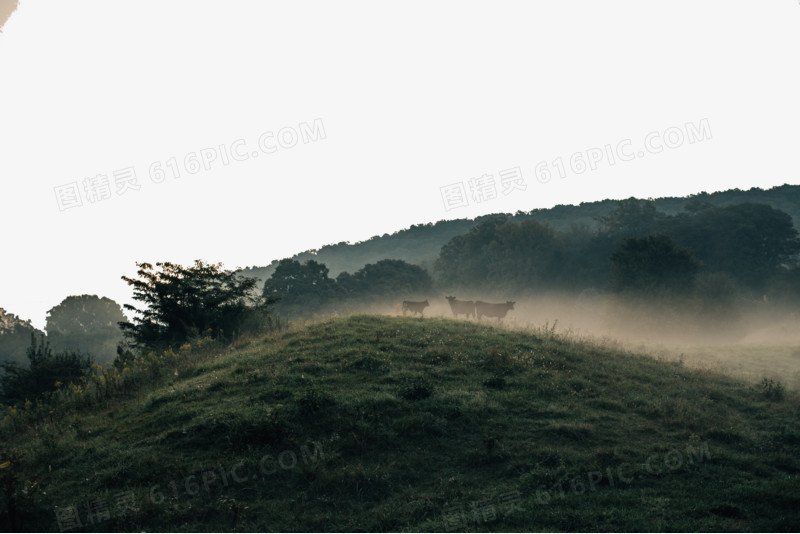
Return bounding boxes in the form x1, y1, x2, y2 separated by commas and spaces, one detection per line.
239, 183, 800, 282
2, 314, 798, 531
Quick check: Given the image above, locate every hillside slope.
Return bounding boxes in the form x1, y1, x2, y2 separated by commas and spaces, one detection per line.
2, 315, 799, 531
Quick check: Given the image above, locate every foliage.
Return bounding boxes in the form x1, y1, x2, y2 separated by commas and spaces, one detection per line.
262, 259, 340, 317
337, 259, 432, 300
120, 260, 275, 350
595, 197, 664, 236
669, 203, 800, 289
0, 309, 42, 367
435, 216, 574, 291
431, 197, 799, 301
609, 234, 699, 297
240, 185, 800, 292
264, 258, 432, 319
0, 334, 92, 405
760, 377, 785, 401
45, 295, 127, 364
397, 376, 435, 400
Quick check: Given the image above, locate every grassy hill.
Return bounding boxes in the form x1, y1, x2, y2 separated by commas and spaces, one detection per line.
2, 315, 799, 531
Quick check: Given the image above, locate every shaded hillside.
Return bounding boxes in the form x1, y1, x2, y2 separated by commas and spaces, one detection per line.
3, 315, 798, 531
239, 184, 800, 285
239, 218, 478, 283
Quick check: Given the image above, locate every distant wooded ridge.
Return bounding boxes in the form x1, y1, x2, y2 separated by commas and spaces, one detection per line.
239, 184, 800, 283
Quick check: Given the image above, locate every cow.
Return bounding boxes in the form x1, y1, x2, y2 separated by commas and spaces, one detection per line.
475, 300, 515, 321
445, 296, 475, 319
402, 300, 429, 316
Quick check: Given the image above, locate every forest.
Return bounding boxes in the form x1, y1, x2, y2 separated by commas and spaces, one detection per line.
258, 193, 800, 335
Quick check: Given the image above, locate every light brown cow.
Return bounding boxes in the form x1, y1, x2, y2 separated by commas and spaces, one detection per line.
445, 296, 475, 319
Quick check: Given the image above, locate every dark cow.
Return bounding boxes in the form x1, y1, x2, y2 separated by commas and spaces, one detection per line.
445, 296, 475, 319
475, 300, 515, 320
402, 300, 429, 316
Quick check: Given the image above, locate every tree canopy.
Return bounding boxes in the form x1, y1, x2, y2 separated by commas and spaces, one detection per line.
262, 259, 339, 317
120, 260, 274, 350
0, 308, 42, 367
45, 295, 127, 363
431, 200, 800, 297
609, 234, 699, 297
669, 203, 800, 289
337, 259, 432, 300
262, 258, 432, 318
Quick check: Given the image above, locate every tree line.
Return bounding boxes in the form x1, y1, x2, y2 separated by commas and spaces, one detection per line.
261, 199, 800, 320
262, 258, 432, 318
0, 296, 127, 369
1, 261, 279, 405
239, 184, 800, 284
434, 199, 800, 300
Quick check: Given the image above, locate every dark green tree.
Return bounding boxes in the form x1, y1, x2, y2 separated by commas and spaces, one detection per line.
262, 259, 340, 316
45, 295, 127, 364
596, 197, 664, 237
670, 203, 800, 290
120, 260, 274, 350
0, 308, 42, 367
434, 216, 571, 291
339, 259, 432, 299
434, 215, 508, 288
609, 234, 699, 297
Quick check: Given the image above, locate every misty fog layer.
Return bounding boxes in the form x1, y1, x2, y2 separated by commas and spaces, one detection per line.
305, 292, 800, 391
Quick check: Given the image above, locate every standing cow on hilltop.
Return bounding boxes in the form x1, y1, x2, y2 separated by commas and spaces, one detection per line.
445, 296, 475, 319
475, 301, 515, 321
402, 300, 429, 316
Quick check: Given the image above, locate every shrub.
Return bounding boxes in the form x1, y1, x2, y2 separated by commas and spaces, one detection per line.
298, 388, 334, 415
0, 335, 92, 405
760, 377, 785, 401
398, 378, 434, 401
482, 376, 507, 390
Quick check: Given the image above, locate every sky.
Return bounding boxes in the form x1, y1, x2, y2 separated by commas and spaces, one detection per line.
1, 1, 799, 329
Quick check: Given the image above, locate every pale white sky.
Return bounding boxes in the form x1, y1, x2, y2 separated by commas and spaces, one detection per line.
1, 1, 799, 329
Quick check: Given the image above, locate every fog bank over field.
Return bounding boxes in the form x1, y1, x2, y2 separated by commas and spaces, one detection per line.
325, 292, 800, 390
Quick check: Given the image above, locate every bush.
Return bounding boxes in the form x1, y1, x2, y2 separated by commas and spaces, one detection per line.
398, 378, 434, 401
483, 376, 507, 389
760, 378, 785, 401
0, 334, 93, 405
297, 388, 335, 415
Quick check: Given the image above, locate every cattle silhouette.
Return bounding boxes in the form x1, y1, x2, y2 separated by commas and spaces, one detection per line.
475, 301, 515, 320
445, 296, 475, 319
402, 300, 429, 316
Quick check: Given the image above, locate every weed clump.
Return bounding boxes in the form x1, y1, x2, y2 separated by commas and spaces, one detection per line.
298, 388, 335, 414
760, 377, 785, 401
482, 347, 523, 375
482, 376, 507, 389
398, 378, 434, 401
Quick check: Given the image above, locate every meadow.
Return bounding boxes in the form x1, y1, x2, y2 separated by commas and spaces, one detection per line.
1, 314, 798, 531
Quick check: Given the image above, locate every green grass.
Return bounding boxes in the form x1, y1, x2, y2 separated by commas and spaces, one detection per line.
2, 314, 799, 531
636, 342, 800, 391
